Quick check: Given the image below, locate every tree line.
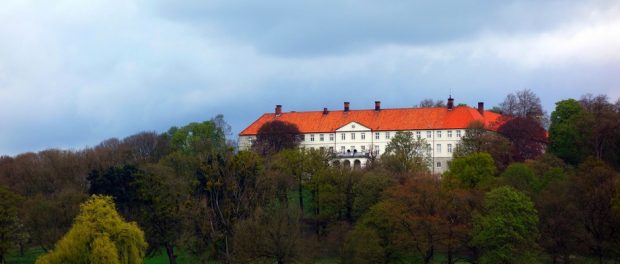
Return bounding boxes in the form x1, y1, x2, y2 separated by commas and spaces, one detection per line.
0, 91, 619, 264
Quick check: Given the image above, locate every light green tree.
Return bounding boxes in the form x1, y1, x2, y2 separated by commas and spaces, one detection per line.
381, 131, 431, 175
35, 195, 147, 264
444, 152, 496, 189
471, 187, 539, 264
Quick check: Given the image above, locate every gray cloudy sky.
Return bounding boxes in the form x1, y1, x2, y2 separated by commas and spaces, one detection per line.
1, 0, 619, 155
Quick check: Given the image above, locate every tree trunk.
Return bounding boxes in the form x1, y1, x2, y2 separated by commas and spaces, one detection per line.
315, 189, 320, 239
423, 246, 434, 264
298, 174, 304, 213
165, 243, 177, 264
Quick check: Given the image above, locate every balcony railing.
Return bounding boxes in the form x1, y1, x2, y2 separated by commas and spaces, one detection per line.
332, 152, 372, 158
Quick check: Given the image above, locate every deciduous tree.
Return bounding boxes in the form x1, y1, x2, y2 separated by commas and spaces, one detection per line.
35, 195, 147, 264
381, 131, 431, 176
0, 186, 26, 264
499, 89, 547, 125
444, 152, 496, 190
548, 99, 585, 165
252, 120, 301, 156
498, 117, 547, 162
454, 121, 512, 171
471, 187, 539, 264
570, 158, 619, 263
232, 205, 303, 264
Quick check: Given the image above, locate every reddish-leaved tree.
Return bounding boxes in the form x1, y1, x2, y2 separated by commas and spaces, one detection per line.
498, 117, 546, 162
252, 120, 301, 156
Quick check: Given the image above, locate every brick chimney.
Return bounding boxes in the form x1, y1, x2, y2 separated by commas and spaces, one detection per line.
323, 107, 328, 115
344, 102, 350, 112
375, 101, 381, 111
275, 105, 282, 115
478, 102, 484, 115
447, 96, 454, 111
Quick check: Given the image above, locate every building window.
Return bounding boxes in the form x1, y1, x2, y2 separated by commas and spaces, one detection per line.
350, 146, 356, 153
437, 131, 442, 138
340, 146, 345, 153
375, 132, 380, 139
361, 145, 366, 152
416, 131, 421, 139
319, 147, 325, 152
456, 130, 462, 137
351, 133, 356, 140
329, 133, 334, 141
448, 144, 453, 153
374, 145, 380, 154
436, 161, 442, 168
427, 131, 432, 138
341, 133, 346, 140
427, 144, 431, 152
300, 135, 305, 141
310, 134, 315, 142
447, 161, 452, 168
329, 146, 334, 153
436, 144, 441, 153
361, 133, 366, 140
385, 132, 391, 139
448, 130, 453, 137
319, 134, 324, 141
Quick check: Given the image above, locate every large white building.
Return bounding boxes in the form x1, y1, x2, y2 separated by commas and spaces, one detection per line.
239, 98, 503, 173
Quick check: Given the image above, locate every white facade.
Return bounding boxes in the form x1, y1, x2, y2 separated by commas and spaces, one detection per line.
239, 121, 465, 174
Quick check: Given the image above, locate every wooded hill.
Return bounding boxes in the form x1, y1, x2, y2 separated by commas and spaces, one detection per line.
1, 90, 620, 264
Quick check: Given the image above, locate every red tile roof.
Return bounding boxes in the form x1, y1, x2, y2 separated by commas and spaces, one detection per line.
239, 106, 505, 136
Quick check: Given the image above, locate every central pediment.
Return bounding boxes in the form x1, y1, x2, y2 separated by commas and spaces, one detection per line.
336, 122, 371, 132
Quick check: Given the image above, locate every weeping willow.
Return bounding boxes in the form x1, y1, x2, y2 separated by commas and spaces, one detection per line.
36, 195, 147, 264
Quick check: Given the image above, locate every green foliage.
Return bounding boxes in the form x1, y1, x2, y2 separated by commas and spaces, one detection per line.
342, 225, 384, 264
472, 187, 539, 264
454, 121, 513, 172
445, 152, 496, 189
548, 99, 584, 165
232, 205, 303, 264
351, 170, 394, 220
89, 235, 121, 264
499, 163, 539, 196
0, 186, 26, 263
381, 131, 431, 175
133, 164, 186, 263
23, 191, 85, 251
570, 158, 619, 261
168, 120, 228, 156
35, 195, 147, 264
87, 165, 141, 215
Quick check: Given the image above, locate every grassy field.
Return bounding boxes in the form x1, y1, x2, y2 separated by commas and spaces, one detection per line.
5, 248, 606, 264
6, 248, 205, 264
5, 248, 44, 264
